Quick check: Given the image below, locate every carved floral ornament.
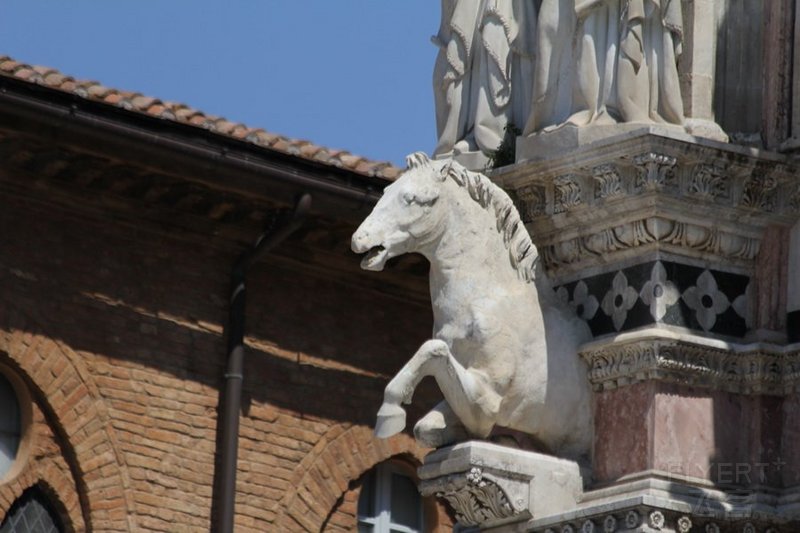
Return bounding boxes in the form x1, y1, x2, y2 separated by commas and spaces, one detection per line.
580, 337, 800, 395
431, 467, 521, 527
640, 261, 680, 322
600, 271, 638, 331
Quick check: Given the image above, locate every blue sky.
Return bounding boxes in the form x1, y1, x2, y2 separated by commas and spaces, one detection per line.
0, 2, 440, 166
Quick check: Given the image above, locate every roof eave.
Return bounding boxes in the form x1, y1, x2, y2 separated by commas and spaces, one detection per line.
0, 75, 388, 220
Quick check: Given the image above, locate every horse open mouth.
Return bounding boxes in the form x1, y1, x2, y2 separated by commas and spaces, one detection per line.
361, 245, 388, 270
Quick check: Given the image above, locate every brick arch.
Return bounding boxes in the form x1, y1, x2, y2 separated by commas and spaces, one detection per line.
276, 424, 427, 531
0, 324, 135, 531
0, 459, 87, 533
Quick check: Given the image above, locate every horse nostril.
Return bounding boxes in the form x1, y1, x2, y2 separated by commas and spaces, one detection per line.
351, 231, 368, 252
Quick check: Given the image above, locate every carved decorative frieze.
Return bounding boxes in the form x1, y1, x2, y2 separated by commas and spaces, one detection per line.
554, 174, 582, 213
540, 217, 760, 275
740, 171, 778, 211
497, 136, 800, 281
580, 334, 800, 394
633, 152, 677, 192
517, 184, 547, 218
690, 163, 730, 201
592, 164, 623, 199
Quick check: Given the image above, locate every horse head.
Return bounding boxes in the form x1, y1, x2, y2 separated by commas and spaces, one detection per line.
351, 152, 450, 271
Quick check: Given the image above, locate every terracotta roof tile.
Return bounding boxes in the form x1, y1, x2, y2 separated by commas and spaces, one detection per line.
42, 72, 67, 85
230, 126, 250, 139
0, 55, 402, 180
355, 161, 380, 175
131, 95, 159, 109
338, 154, 364, 168
270, 139, 291, 152
214, 120, 237, 135
146, 104, 172, 119
304, 144, 326, 158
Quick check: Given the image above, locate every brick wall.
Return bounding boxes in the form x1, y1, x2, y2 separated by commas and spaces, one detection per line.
0, 181, 452, 531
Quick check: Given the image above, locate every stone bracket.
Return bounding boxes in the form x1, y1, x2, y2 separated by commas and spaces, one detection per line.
417, 441, 583, 529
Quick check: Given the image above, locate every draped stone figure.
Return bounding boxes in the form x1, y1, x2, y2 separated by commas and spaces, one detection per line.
433, 0, 536, 159
432, 0, 483, 157
435, 0, 688, 159
525, 0, 577, 134
568, 0, 685, 126
473, 0, 537, 153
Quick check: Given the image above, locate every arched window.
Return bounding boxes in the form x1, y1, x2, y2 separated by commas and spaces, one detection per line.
0, 372, 21, 481
0, 486, 64, 533
357, 461, 423, 533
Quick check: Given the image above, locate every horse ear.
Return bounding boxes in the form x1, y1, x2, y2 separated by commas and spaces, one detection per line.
437, 160, 452, 182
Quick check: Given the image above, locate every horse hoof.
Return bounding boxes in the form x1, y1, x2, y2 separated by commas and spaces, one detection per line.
375, 403, 406, 438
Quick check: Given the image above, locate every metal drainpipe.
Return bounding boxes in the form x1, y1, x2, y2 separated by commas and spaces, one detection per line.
215, 192, 312, 533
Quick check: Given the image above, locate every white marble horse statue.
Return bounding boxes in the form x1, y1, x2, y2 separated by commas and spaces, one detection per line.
351, 152, 593, 460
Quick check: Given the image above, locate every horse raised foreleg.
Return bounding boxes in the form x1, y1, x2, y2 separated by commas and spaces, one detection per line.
375, 339, 502, 442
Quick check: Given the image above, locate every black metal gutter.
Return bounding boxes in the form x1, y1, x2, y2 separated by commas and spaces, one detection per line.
215, 193, 312, 533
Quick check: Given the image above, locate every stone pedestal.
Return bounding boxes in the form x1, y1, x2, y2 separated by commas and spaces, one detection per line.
516, 124, 718, 164
418, 442, 584, 530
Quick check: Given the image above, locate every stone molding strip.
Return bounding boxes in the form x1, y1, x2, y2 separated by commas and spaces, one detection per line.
579, 329, 800, 395
530, 474, 796, 532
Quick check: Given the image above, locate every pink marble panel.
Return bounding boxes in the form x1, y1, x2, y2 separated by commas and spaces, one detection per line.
593, 382, 654, 483
652, 385, 715, 481
595, 381, 785, 488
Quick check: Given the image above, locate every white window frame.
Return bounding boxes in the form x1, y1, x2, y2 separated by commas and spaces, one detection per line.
357, 461, 424, 533
0, 370, 21, 481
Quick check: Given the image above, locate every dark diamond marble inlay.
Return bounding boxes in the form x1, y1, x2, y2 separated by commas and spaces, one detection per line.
556, 261, 749, 338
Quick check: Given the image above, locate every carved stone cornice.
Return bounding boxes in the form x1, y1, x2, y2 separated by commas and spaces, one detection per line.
580, 330, 800, 395
496, 132, 800, 281
539, 215, 761, 273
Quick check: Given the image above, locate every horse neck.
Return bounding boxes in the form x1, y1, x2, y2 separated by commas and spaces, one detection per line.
426, 193, 523, 290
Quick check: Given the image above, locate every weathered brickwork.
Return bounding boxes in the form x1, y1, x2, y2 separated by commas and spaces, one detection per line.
0, 395, 85, 532
0, 176, 451, 530
0, 323, 134, 531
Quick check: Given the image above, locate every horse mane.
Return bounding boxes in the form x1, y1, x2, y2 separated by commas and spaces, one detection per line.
405, 152, 538, 283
